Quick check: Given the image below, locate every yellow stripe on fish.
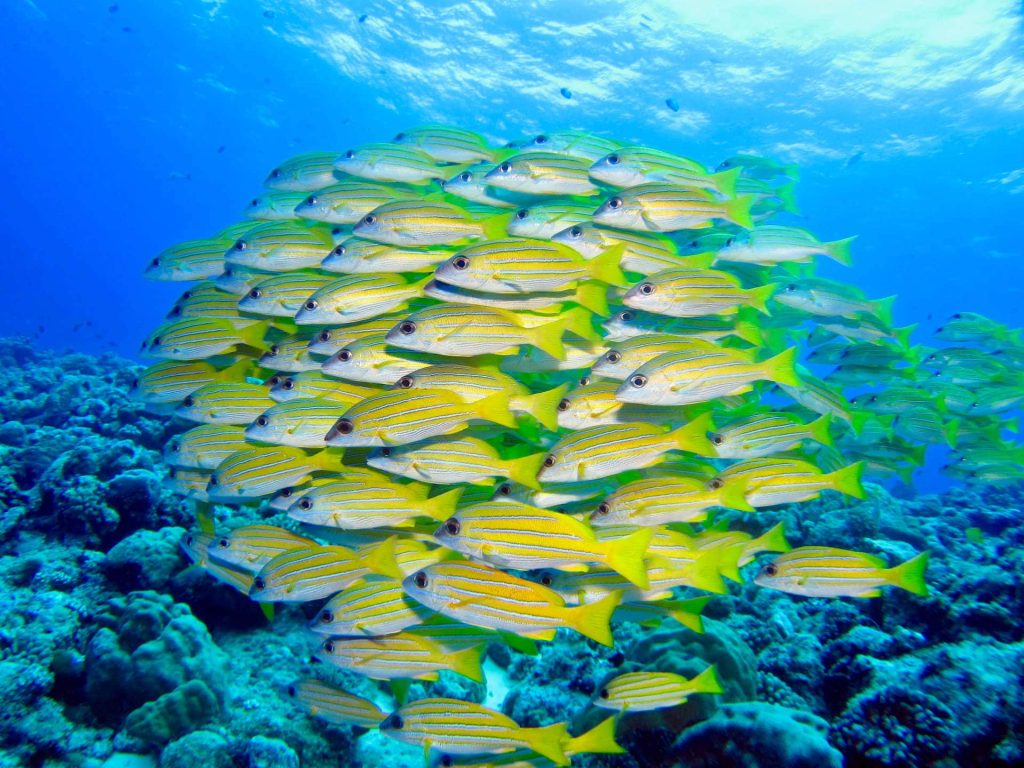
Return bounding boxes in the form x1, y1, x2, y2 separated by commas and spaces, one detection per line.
176, 382, 277, 425
286, 679, 387, 729
755, 546, 929, 598
164, 424, 249, 469
595, 667, 723, 712
287, 474, 461, 529
224, 221, 335, 271
309, 579, 436, 636
592, 183, 754, 232
316, 632, 485, 682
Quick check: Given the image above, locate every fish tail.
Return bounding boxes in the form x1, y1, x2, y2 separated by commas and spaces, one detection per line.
217, 358, 254, 382
724, 195, 755, 229
684, 252, 717, 270
419, 487, 464, 522
449, 643, 485, 683
717, 543, 746, 583
529, 316, 568, 360
685, 548, 730, 594
472, 392, 518, 429
521, 722, 570, 766
690, 665, 725, 695
517, 383, 570, 432
888, 551, 929, 597
753, 521, 791, 554
711, 166, 740, 198
745, 283, 776, 315
669, 412, 715, 456
504, 452, 547, 490
848, 410, 870, 438
825, 235, 856, 266
588, 244, 629, 288
259, 603, 275, 622
481, 212, 514, 240
565, 716, 625, 756
893, 323, 917, 351
944, 417, 959, 448
807, 413, 834, 447
560, 306, 602, 344
762, 347, 801, 387
716, 481, 754, 512
873, 295, 897, 328
360, 535, 405, 579
776, 180, 800, 214
783, 163, 801, 180
732, 315, 766, 347
603, 528, 653, 588
829, 461, 866, 499
574, 281, 610, 316
195, 501, 215, 534
565, 590, 621, 647
238, 320, 272, 353
657, 596, 711, 634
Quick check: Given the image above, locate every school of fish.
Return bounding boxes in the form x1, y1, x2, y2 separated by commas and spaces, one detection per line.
137, 125, 1023, 766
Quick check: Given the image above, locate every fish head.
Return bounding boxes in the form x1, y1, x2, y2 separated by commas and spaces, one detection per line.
589, 152, 641, 188
484, 157, 531, 191
752, 557, 794, 591
551, 223, 601, 258
589, 497, 625, 527
384, 315, 433, 353
433, 251, 488, 291
293, 191, 330, 220
592, 194, 642, 230
321, 242, 358, 273
601, 309, 643, 342
294, 293, 334, 325
535, 447, 575, 484
400, 566, 449, 611
614, 367, 669, 405
244, 409, 282, 444
622, 279, 670, 314
366, 445, 410, 475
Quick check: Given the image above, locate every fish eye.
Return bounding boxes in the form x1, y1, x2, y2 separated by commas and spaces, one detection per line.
362, 214, 377, 226
184, 534, 194, 546
399, 321, 417, 335
217, 538, 230, 548
535, 134, 548, 144
130, 378, 140, 390
499, 162, 512, 173
318, 330, 332, 342
568, 226, 583, 237
607, 197, 623, 209
606, 154, 620, 165
515, 209, 529, 220
307, 195, 319, 206
253, 576, 265, 589
394, 132, 406, 141
380, 447, 392, 457
151, 336, 161, 347
318, 610, 333, 623
208, 475, 218, 486
708, 477, 724, 490
304, 300, 318, 311
323, 640, 335, 653
345, 150, 355, 159
540, 573, 553, 586
763, 563, 778, 577
543, 455, 556, 468
150, 257, 160, 267
283, 379, 295, 390
182, 395, 194, 407
784, 284, 797, 292
711, 433, 724, 445
444, 518, 461, 535
619, 311, 633, 322
269, 345, 279, 355
970, 402, 979, 409
332, 245, 345, 256
268, 375, 282, 386
452, 257, 470, 270
334, 419, 354, 435
497, 483, 512, 496
286, 684, 297, 697
629, 374, 647, 388
459, 172, 472, 182
606, 351, 622, 363
413, 572, 429, 589
579, 376, 591, 386
557, 398, 571, 412
299, 498, 313, 511
441, 757, 454, 768
599, 688, 609, 699
721, 161, 732, 168
270, 169, 281, 178
726, 237, 735, 246
234, 240, 247, 251
331, 226, 344, 236
337, 349, 352, 362
952, 313, 962, 319
250, 199, 260, 208
595, 502, 610, 516
396, 376, 414, 389
388, 715, 405, 730
638, 283, 655, 296
256, 415, 270, 427
168, 305, 182, 318
248, 288, 262, 299
280, 487, 295, 498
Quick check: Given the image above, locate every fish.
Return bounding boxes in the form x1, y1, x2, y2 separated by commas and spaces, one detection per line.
713, 226, 855, 267
321, 237, 454, 273
334, 142, 446, 185
590, 475, 751, 527
316, 632, 485, 682
592, 184, 754, 232
755, 546, 929, 598
442, 164, 538, 209
485, 153, 598, 197
245, 398, 349, 448
294, 179, 417, 224
166, 282, 244, 319
320, 336, 438, 385
935, 312, 1021, 344
285, 679, 387, 729
523, 131, 622, 162
622, 267, 775, 317
309, 579, 436, 636
423, 278, 610, 317
602, 308, 764, 346
237, 271, 333, 317
536, 414, 716, 483
379, 698, 570, 765
433, 239, 627, 294
142, 317, 269, 360
402, 560, 621, 645
708, 458, 865, 507
394, 125, 497, 163
615, 347, 800, 406
433, 499, 653, 586
267, 372, 380, 405
244, 190, 309, 221
555, 380, 698, 430
715, 154, 799, 180
250, 539, 402, 602
258, 334, 323, 373
145, 236, 232, 281
130, 358, 252, 406
708, 413, 834, 459
208, 524, 318, 573
264, 152, 341, 191
492, 477, 620, 510
306, 315, 409, 355
775, 280, 895, 327
294, 273, 430, 325
552, 222, 689, 275
224, 221, 335, 272
505, 201, 596, 239
594, 667, 723, 711
287, 475, 461, 529
325, 389, 516, 447
176, 382, 277, 425
207, 445, 347, 500
367, 436, 548, 489
164, 424, 249, 469
591, 334, 733, 380
589, 147, 738, 197
353, 199, 507, 246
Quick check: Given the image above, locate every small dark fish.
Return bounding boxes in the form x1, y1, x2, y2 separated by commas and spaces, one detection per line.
641, 13, 653, 20
358, 13, 368, 22
639, 22, 652, 29
121, 26, 132, 32
108, 4, 118, 12
846, 151, 864, 168
560, 87, 573, 99
263, 10, 275, 19
217, 145, 226, 154
666, 98, 680, 112
37, 325, 45, 335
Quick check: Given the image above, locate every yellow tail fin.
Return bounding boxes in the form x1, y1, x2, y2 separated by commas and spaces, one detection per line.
521, 722, 570, 766
745, 283, 776, 315
588, 244, 629, 288
655, 596, 710, 634
574, 281, 610, 316
360, 536, 404, 579
419, 487, 463, 522
517, 383, 569, 432
724, 195, 755, 229
566, 716, 625, 756
825, 235, 856, 266
560, 306, 602, 344
603, 528, 654, 589
529, 316, 567, 360
807, 413, 834, 448
504, 452, 547, 491
449, 643, 485, 683
689, 665, 724, 695
888, 551, 929, 596
472, 392, 518, 429
565, 591, 621, 647
669, 412, 715, 456
750, 522, 791, 557
829, 461, 865, 500
711, 166, 740, 198
762, 347, 801, 388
